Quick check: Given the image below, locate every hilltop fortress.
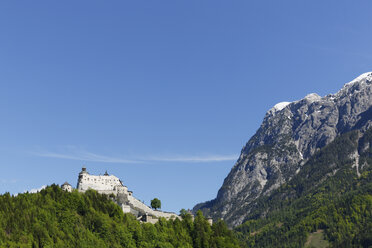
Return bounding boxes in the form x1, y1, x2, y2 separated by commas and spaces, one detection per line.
62, 167, 179, 223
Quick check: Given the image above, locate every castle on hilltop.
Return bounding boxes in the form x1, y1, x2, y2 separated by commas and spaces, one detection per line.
62, 167, 179, 223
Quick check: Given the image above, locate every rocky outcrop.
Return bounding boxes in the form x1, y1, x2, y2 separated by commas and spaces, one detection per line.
194, 72, 372, 227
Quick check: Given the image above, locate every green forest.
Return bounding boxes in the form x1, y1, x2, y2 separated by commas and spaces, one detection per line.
0, 186, 240, 248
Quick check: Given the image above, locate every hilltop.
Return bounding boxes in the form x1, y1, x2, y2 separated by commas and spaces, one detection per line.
0, 185, 240, 247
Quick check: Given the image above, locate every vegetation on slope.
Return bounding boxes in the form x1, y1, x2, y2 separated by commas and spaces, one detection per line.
0, 186, 240, 248
235, 129, 372, 247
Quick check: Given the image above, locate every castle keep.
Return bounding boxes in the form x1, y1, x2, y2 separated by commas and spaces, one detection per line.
77, 167, 123, 195
63, 167, 179, 223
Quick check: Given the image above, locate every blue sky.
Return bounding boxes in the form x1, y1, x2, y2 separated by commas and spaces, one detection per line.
0, 1, 371, 212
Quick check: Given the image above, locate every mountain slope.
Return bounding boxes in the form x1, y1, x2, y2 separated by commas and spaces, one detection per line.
235, 127, 372, 247
194, 72, 372, 227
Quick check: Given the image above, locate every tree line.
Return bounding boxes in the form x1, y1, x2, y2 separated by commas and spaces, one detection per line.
0, 185, 241, 248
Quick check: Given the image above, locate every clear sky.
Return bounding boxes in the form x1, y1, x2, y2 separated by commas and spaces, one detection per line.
0, 1, 371, 213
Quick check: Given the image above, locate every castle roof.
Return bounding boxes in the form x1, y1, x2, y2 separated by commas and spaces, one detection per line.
62, 182, 71, 186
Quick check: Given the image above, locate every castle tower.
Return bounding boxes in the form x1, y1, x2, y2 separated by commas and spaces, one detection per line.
77, 166, 89, 190
61, 182, 73, 192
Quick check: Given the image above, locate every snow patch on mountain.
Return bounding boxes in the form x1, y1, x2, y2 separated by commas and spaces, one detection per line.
344, 72, 372, 88
268, 93, 323, 115
268, 102, 291, 114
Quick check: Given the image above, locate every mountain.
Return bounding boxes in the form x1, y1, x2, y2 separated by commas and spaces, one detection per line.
234, 127, 372, 247
194, 72, 372, 228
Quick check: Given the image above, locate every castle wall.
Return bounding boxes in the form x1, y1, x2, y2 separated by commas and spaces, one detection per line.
151, 209, 179, 219
120, 193, 179, 219
122, 204, 139, 216
77, 173, 122, 192
126, 194, 153, 213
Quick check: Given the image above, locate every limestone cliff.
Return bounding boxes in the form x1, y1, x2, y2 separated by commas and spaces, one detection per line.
193, 72, 372, 227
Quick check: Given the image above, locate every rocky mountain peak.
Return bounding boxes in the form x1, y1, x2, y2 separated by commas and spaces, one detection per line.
304, 92, 321, 102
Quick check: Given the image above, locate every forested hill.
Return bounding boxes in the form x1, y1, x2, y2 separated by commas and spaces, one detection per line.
0, 186, 240, 248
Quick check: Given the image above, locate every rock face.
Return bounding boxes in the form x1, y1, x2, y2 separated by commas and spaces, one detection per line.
193, 72, 372, 227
